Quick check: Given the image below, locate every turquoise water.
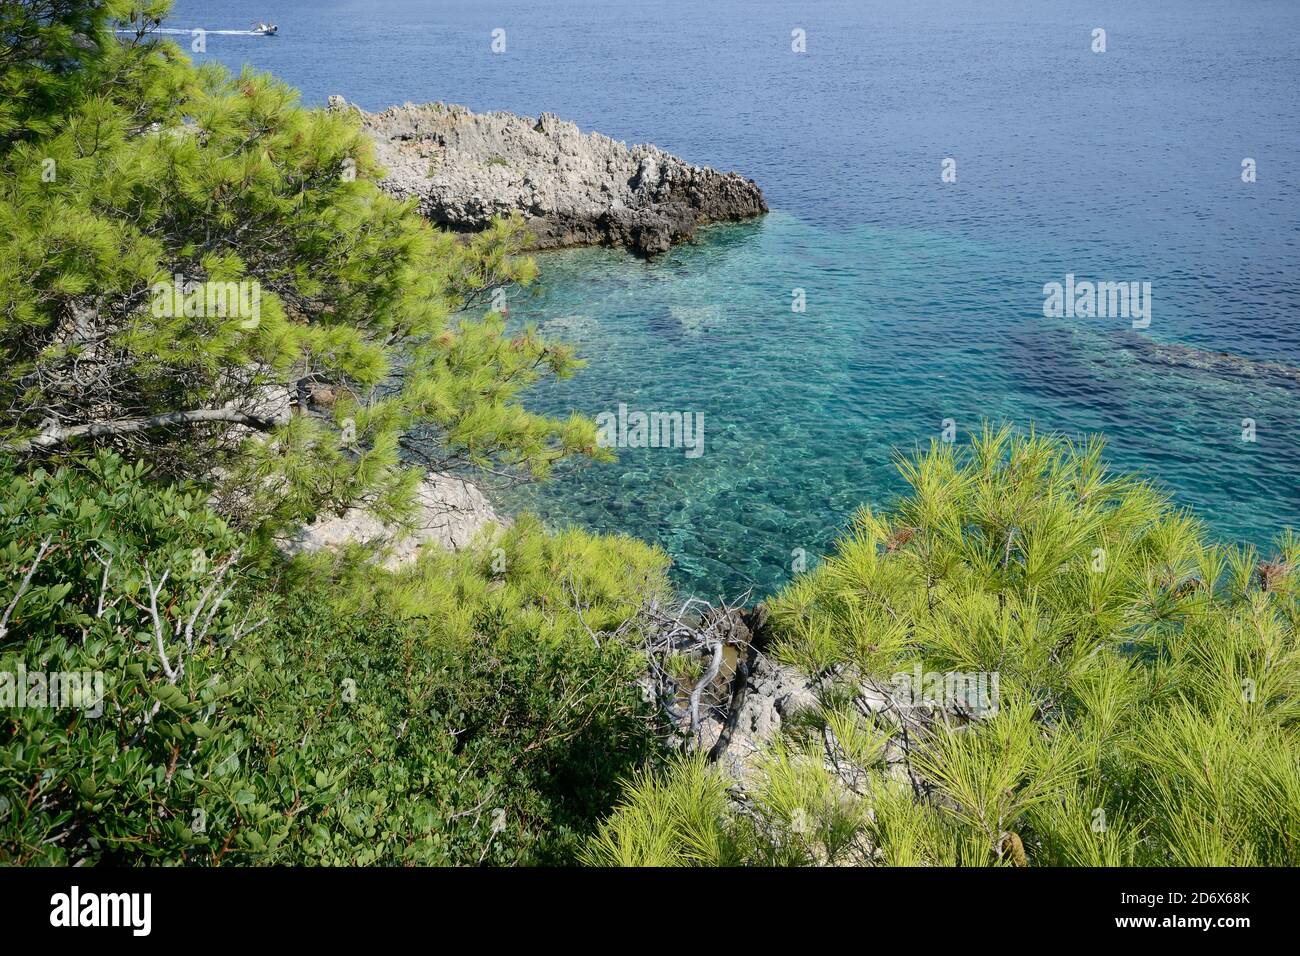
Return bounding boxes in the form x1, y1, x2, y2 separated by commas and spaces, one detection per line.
174, 0, 1300, 596
502, 216, 1300, 594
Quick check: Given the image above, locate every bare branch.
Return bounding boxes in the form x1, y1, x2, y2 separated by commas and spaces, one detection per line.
230, 611, 268, 643
565, 575, 600, 648
689, 638, 724, 738
8, 407, 279, 452
142, 564, 177, 682
0, 536, 53, 641
94, 550, 113, 619
183, 550, 240, 652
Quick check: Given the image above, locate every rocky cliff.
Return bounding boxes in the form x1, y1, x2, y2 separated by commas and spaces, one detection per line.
331, 96, 767, 255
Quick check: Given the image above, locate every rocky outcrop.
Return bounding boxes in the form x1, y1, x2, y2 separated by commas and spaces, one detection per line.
643, 602, 820, 784
280, 471, 506, 569
333, 97, 767, 255
697, 649, 820, 784
665, 605, 983, 803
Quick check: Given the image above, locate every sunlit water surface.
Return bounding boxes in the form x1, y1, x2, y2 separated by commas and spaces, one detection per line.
176, 0, 1300, 595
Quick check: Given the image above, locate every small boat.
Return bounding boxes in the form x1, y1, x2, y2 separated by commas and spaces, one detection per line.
251, 21, 278, 36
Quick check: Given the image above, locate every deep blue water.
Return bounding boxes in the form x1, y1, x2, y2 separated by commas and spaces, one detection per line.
173, 0, 1300, 596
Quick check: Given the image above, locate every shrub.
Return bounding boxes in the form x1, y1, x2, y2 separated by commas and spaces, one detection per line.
0, 452, 272, 863
590, 426, 1300, 866
251, 518, 671, 865
0, 454, 671, 865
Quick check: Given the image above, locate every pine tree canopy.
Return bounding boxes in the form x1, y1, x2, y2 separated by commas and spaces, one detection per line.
0, 0, 608, 532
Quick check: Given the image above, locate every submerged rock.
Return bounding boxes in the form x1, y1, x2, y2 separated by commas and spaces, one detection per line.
334, 97, 768, 255
1115, 330, 1300, 388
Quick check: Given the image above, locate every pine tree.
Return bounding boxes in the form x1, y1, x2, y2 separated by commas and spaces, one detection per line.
588, 427, 1300, 867
0, 0, 608, 532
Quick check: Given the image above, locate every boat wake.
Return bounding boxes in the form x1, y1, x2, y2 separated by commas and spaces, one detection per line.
115, 22, 278, 37
116, 29, 270, 36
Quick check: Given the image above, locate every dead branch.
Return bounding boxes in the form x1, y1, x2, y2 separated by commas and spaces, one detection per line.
639, 593, 757, 749
8, 407, 278, 452
0, 535, 53, 640
94, 550, 113, 619
689, 639, 724, 738
142, 564, 177, 682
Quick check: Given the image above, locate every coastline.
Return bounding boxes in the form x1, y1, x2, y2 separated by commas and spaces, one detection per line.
294, 98, 770, 563
338, 96, 768, 255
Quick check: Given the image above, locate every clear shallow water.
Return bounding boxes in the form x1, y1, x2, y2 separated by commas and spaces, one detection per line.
174, 0, 1300, 596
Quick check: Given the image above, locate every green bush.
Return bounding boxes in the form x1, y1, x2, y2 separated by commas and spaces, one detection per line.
589, 427, 1300, 867
0, 454, 671, 864
245, 518, 671, 865
0, 452, 270, 863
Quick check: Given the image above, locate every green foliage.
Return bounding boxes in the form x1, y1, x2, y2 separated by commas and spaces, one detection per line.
585, 740, 874, 868
0, 454, 671, 864
1, 0, 606, 534
11, 0, 1296, 872
583, 755, 742, 867
593, 426, 1300, 866
0, 0, 658, 869
255, 517, 671, 865
0, 0, 139, 147
0, 451, 270, 863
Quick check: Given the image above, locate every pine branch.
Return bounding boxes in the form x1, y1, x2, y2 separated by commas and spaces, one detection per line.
8, 407, 279, 452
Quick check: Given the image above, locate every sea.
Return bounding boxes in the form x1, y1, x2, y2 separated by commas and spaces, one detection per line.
169, 0, 1300, 596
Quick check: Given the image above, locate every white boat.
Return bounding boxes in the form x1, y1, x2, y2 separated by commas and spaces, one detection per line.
251, 21, 278, 36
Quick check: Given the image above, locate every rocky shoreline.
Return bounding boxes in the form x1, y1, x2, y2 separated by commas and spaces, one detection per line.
290, 97, 769, 566
285, 96, 792, 777
333, 96, 768, 255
